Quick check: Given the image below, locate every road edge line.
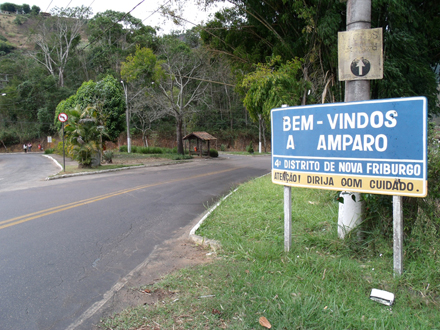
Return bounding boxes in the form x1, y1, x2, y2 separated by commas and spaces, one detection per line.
43, 154, 63, 170
65, 244, 160, 330
66, 172, 269, 330
189, 172, 270, 250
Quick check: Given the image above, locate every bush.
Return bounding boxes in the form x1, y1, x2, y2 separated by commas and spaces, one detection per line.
209, 149, 218, 157
13, 15, 26, 25
246, 141, 254, 154
119, 145, 128, 152
220, 144, 226, 151
103, 150, 113, 163
44, 148, 55, 154
139, 146, 163, 154
0, 40, 15, 54
131, 145, 139, 153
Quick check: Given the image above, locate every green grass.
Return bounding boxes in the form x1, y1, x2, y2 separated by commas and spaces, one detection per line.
114, 151, 192, 161
220, 151, 271, 156
102, 175, 440, 329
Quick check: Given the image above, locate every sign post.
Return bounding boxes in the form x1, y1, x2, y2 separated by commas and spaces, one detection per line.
280, 104, 292, 252
338, 0, 383, 241
393, 195, 403, 276
58, 112, 68, 172
271, 97, 427, 274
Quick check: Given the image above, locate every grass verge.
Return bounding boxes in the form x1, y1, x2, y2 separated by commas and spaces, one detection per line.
114, 152, 192, 161
102, 175, 440, 329
220, 151, 271, 156
54, 164, 143, 175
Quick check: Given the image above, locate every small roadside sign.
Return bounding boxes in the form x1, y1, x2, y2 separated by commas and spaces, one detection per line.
338, 28, 383, 81
58, 112, 68, 122
271, 97, 427, 197
47, 136, 52, 143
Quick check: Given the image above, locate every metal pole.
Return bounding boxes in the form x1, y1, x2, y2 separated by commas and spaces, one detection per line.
338, 0, 371, 238
393, 195, 403, 276
284, 185, 292, 252
62, 122, 65, 172
121, 81, 131, 153
280, 104, 292, 252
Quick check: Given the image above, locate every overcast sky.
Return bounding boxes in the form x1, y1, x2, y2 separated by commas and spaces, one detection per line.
23, 0, 229, 34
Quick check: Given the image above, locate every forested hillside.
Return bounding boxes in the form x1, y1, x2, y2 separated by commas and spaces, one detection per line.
0, 0, 438, 153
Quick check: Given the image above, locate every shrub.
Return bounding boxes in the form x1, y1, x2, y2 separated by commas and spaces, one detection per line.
44, 148, 54, 154
103, 150, 113, 163
220, 144, 226, 151
131, 145, 139, 153
139, 146, 163, 154
56, 141, 67, 155
13, 15, 26, 25
246, 141, 254, 153
0, 40, 15, 54
209, 149, 218, 157
119, 145, 128, 152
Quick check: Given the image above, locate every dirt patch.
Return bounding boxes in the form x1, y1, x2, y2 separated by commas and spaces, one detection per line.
90, 233, 215, 329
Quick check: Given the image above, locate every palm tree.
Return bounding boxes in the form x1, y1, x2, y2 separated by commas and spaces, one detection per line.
64, 105, 106, 167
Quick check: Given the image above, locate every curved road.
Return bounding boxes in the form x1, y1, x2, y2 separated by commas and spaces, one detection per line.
0, 153, 60, 193
0, 153, 271, 330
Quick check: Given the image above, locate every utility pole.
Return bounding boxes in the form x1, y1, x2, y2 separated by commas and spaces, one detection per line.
337, 0, 371, 238
121, 80, 131, 153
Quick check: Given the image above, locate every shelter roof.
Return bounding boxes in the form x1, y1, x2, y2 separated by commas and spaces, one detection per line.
183, 131, 217, 141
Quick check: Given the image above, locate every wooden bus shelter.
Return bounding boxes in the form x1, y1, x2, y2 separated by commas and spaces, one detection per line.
183, 131, 217, 157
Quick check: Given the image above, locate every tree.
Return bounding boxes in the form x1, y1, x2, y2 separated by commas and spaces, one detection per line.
55, 75, 126, 141
0, 3, 17, 12
145, 39, 210, 154
86, 11, 157, 78
29, 6, 92, 87
242, 56, 311, 151
125, 81, 167, 146
202, 0, 440, 114
122, 40, 211, 154
64, 105, 105, 167
22, 4, 30, 14
31, 5, 40, 15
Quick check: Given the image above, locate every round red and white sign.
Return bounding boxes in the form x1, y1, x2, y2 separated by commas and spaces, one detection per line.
58, 112, 68, 122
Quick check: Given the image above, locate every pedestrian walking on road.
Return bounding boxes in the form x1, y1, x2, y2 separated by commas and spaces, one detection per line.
23, 144, 27, 153
28, 142, 32, 152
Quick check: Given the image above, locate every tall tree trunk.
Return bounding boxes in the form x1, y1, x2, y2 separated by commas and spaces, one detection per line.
176, 117, 184, 154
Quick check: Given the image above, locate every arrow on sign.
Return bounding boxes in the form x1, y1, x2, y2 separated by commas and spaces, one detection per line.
58, 112, 68, 122
357, 60, 365, 75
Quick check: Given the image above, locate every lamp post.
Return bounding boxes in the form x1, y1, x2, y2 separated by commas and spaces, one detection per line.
121, 80, 131, 153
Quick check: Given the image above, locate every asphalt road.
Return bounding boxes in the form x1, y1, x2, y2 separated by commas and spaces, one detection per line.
0, 153, 271, 330
0, 153, 60, 193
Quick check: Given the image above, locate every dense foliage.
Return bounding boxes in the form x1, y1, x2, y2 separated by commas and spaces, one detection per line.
0, 1, 438, 155
202, 0, 440, 113
63, 105, 105, 167
55, 75, 125, 141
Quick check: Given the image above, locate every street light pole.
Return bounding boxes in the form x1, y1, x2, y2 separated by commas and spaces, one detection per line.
121, 80, 131, 153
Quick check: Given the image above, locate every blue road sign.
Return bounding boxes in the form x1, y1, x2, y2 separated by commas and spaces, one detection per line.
271, 97, 427, 197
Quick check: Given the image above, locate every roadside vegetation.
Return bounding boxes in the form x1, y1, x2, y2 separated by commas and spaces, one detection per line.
101, 126, 440, 329
101, 165, 440, 329
50, 148, 193, 175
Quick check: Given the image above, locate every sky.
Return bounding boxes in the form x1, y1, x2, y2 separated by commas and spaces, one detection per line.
24, 0, 229, 34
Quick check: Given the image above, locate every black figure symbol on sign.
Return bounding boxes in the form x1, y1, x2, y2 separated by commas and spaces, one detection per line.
350, 57, 371, 77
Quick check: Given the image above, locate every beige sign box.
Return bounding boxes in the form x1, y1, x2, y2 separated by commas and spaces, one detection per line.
338, 28, 383, 81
